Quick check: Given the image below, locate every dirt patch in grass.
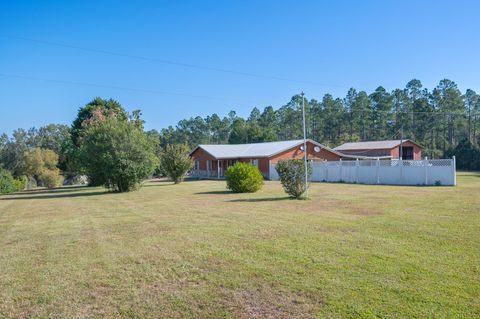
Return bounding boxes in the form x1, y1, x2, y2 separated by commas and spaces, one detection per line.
349, 207, 383, 216
224, 283, 322, 319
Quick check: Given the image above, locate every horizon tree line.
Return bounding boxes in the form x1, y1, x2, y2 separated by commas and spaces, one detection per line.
1, 78, 480, 176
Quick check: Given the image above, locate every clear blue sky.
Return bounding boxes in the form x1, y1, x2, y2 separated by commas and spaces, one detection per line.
1, 0, 479, 135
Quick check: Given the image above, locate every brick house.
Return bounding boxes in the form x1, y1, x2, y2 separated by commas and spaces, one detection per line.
189, 139, 373, 179
334, 140, 423, 160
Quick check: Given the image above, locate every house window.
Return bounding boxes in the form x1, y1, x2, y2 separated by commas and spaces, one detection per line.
194, 160, 200, 170
401, 147, 414, 160
251, 159, 259, 167
206, 160, 212, 173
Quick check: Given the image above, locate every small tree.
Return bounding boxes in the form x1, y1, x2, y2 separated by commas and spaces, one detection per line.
160, 144, 193, 184
225, 162, 263, 193
78, 118, 158, 192
24, 148, 61, 188
275, 159, 312, 199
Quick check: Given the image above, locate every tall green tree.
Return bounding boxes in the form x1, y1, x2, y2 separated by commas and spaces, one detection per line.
71, 97, 129, 146
78, 117, 158, 192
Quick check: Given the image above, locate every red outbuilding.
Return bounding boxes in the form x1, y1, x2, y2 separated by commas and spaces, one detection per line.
333, 140, 423, 160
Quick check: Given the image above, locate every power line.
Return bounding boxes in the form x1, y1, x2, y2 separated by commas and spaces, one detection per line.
2, 72, 478, 117
0, 73, 259, 104
2, 72, 478, 116
0, 34, 351, 89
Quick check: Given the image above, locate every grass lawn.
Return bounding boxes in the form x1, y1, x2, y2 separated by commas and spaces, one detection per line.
0, 172, 479, 318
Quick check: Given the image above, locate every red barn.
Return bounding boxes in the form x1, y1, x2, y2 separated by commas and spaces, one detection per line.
334, 140, 423, 160
189, 139, 372, 179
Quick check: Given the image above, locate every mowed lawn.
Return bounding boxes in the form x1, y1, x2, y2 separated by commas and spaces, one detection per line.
0, 173, 479, 318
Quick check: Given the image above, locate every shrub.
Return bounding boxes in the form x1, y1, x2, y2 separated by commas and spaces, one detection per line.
40, 170, 61, 188
225, 162, 263, 193
275, 159, 312, 199
159, 144, 193, 184
0, 168, 16, 194
12, 175, 27, 191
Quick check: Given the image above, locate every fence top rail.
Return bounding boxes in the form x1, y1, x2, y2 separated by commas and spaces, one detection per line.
307, 158, 454, 167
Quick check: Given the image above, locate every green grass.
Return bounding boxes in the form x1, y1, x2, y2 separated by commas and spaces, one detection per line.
0, 172, 479, 318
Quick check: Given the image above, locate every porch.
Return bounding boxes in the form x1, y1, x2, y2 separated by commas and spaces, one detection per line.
190, 159, 237, 179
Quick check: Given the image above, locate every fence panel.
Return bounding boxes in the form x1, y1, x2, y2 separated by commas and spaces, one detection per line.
269, 158, 456, 186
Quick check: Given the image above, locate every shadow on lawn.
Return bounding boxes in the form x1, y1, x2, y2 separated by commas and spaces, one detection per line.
13, 185, 89, 196
227, 197, 290, 202
142, 184, 174, 188
195, 190, 232, 195
0, 190, 109, 201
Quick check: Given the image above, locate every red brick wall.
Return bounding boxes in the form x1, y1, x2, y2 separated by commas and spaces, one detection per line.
234, 158, 269, 176
269, 141, 341, 163
190, 147, 216, 171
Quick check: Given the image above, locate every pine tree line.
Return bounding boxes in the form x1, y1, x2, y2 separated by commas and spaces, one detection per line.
156, 79, 480, 162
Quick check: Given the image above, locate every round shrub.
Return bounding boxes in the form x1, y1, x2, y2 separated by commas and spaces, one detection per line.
275, 159, 312, 199
0, 168, 16, 194
225, 162, 263, 193
12, 175, 27, 192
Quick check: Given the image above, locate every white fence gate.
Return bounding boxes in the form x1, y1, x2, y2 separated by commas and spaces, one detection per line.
269, 158, 456, 186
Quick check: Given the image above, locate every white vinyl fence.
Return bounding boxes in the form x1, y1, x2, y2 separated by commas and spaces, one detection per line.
269, 157, 456, 186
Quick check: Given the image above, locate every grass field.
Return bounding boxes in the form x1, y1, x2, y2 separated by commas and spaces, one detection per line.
0, 172, 479, 318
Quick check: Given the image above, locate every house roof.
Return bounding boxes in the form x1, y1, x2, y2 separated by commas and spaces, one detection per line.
334, 139, 422, 151
191, 139, 307, 159
190, 139, 385, 160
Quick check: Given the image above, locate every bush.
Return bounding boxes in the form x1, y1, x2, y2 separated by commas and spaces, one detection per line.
159, 144, 193, 184
12, 175, 27, 191
39, 170, 61, 188
225, 162, 263, 193
275, 159, 312, 199
0, 168, 16, 194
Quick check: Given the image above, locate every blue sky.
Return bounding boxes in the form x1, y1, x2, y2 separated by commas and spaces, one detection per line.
1, 0, 479, 135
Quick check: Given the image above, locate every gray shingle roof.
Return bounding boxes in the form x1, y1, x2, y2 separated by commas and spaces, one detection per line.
334, 139, 418, 151
196, 139, 307, 159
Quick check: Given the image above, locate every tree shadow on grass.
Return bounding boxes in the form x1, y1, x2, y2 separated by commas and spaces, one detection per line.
13, 186, 90, 196
227, 197, 291, 202
142, 184, 174, 187
0, 191, 110, 201
195, 190, 232, 195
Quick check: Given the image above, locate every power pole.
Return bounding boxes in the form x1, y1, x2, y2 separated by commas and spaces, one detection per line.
301, 92, 308, 198
399, 126, 403, 160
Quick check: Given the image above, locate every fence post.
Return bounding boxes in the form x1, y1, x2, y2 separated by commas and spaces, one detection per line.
356, 158, 359, 183
376, 158, 380, 184
424, 157, 428, 185
325, 161, 328, 181
339, 159, 342, 182
400, 158, 404, 185
453, 156, 456, 186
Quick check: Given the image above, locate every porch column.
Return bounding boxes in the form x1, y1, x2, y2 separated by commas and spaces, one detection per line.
217, 160, 220, 179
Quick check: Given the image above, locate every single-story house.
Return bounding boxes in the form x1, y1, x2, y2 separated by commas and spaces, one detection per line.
189, 139, 379, 179
333, 139, 422, 160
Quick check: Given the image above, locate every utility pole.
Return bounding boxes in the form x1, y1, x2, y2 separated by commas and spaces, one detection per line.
301, 92, 308, 198
399, 126, 403, 160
